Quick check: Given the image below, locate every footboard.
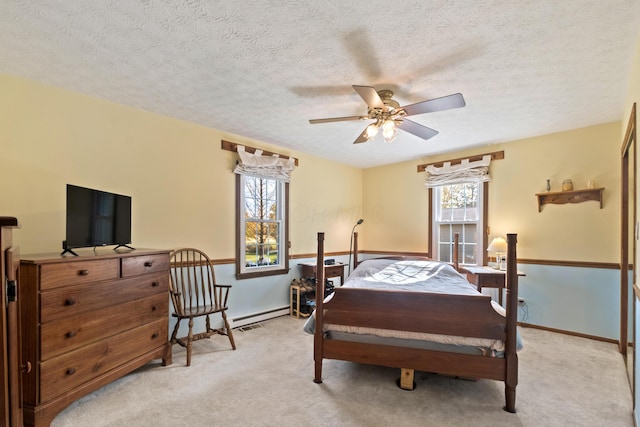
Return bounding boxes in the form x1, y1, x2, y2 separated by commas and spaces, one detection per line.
321, 286, 509, 379
323, 288, 506, 340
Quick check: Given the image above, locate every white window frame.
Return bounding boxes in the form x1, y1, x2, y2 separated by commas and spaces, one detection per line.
236, 173, 289, 279
432, 182, 485, 266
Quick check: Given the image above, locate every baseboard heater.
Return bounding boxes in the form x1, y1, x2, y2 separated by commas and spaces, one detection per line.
230, 306, 289, 329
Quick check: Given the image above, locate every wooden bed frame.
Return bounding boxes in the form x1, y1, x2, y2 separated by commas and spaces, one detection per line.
312, 232, 519, 413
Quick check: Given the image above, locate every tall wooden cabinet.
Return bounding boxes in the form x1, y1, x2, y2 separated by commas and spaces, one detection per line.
19, 248, 171, 427
0, 217, 22, 427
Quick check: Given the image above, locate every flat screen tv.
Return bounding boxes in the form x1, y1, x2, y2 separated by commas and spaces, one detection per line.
62, 184, 133, 255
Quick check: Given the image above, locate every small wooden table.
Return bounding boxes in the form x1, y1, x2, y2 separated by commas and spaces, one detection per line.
290, 283, 311, 319
299, 262, 347, 286
461, 266, 525, 306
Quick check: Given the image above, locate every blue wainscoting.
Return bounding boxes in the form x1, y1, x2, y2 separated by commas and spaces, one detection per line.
517, 263, 621, 340
168, 255, 352, 339
635, 294, 639, 425
358, 256, 623, 341
167, 256, 623, 344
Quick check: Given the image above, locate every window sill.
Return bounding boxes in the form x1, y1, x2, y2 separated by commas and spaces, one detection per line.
236, 267, 290, 280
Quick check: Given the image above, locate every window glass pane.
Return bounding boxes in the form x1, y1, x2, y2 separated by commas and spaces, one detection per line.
462, 243, 476, 264
267, 222, 279, 264
243, 177, 280, 221
439, 244, 451, 263
244, 221, 279, 268
439, 224, 450, 242
438, 187, 451, 221
244, 201, 255, 220
465, 224, 477, 243
457, 245, 464, 264
438, 183, 480, 222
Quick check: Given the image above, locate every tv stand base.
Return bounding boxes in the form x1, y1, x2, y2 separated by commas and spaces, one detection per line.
60, 241, 78, 256
114, 244, 135, 250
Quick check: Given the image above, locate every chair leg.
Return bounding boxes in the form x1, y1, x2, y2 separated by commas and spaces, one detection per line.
170, 319, 181, 344
221, 311, 236, 350
186, 317, 194, 366
205, 314, 212, 334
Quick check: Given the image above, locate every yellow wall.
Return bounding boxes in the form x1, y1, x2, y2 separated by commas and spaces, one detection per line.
0, 72, 624, 266
362, 161, 429, 253
363, 122, 621, 263
0, 74, 362, 257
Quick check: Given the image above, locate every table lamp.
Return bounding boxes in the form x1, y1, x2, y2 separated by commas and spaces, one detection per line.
487, 237, 508, 270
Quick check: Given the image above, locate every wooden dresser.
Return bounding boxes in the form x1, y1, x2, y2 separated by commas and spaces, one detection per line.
19, 248, 172, 427
0, 217, 22, 427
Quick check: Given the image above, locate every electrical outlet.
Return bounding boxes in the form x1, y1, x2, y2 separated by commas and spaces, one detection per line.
518, 297, 525, 305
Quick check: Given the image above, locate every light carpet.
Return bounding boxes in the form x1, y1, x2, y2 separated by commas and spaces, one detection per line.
51, 316, 633, 427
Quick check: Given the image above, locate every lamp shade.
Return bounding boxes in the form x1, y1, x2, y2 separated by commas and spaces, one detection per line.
487, 237, 507, 253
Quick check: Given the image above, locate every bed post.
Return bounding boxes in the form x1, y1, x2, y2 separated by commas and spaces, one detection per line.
313, 232, 326, 384
504, 233, 518, 413
453, 232, 460, 271
353, 231, 359, 269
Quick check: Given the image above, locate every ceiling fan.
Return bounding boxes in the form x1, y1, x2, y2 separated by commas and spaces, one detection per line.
309, 85, 466, 144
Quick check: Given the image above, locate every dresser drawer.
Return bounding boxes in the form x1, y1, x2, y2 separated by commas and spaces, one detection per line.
121, 253, 169, 277
41, 293, 168, 360
40, 258, 119, 290
41, 272, 168, 323
39, 319, 168, 402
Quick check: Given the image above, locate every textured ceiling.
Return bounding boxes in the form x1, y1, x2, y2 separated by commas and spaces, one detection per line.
2, 1, 639, 168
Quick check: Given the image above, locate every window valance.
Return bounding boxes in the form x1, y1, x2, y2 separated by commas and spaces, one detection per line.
233, 145, 296, 182
424, 154, 491, 188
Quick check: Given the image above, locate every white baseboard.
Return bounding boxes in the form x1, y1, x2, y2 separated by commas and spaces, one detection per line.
230, 307, 289, 329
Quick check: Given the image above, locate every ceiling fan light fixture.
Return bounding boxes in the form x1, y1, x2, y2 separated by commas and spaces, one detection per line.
382, 119, 395, 132
365, 121, 381, 140
382, 120, 398, 142
383, 129, 398, 143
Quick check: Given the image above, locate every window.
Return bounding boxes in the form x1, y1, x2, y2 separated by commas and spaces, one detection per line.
236, 173, 289, 278
432, 182, 486, 265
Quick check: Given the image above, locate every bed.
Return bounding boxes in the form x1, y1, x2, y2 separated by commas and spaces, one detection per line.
306, 232, 520, 413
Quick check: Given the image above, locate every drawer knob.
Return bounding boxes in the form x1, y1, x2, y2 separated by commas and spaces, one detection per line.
151, 305, 158, 311
151, 281, 160, 287
22, 361, 32, 374
66, 368, 76, 376
144, 261, 154, 267
66, 331, 77, 338
151, 333, 159, 339
65, 298, 76, 306
78, 270, 90, 276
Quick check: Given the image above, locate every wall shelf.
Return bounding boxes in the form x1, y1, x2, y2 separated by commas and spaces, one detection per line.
535, 188, 604, 212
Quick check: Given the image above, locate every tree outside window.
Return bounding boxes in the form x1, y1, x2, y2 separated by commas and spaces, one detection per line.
243, 176, 280, 267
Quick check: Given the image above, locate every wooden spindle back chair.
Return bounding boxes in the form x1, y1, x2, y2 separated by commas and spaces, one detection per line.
169, 248, 236, 366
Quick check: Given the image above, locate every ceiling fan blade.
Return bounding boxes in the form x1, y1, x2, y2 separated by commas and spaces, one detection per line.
401, 93, 466, 117
354, 126, 370, 144
397, 119, 439, 140
352, 85, 387, 111
309, 115, 368, 124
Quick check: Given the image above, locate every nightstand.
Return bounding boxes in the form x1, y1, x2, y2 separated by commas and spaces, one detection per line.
299, 262, 346, 286
461, 266, 525, 305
